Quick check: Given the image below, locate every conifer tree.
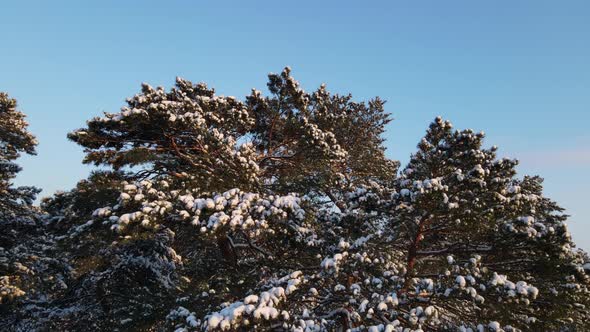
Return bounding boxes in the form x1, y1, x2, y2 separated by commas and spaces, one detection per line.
389, 117, 589, 330
0, 93, 69, 328
6, 71, 589, 332
28, 68, 398, 330
68, 67, 396, 202
0, 92, 40, 219
0, 92, 41, 307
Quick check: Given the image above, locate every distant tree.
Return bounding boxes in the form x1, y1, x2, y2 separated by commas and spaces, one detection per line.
0, 93, 69, 328
0, 92, 40, 219
0, 92, 40, 307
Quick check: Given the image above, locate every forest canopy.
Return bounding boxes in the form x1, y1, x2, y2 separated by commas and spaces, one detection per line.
1, 68, 589, 332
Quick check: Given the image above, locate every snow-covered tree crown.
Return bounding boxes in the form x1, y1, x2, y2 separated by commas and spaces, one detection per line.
0, 92, 40, 215
0, 92, 37, 161
3, 71, 589, 332
68, 67, 397, 199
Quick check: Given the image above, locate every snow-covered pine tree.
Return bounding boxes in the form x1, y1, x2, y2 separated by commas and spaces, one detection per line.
6, 70, 589, 331
245, 67, 398, 206
0, 92, 40, 308
67, 67, 397, 204
19, 68, 398, 330
387, 117, 590, 330
0, 92, 39, 219
0, 93, 70, 328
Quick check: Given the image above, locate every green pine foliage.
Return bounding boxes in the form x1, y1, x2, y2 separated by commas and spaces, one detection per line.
0, 92, 69, 326
1, 71, 589, 331
0, 92, 40, 218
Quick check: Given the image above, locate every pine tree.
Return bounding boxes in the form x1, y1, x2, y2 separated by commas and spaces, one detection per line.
245, 67, 397, 204
68, 67, 396, 202
22, 68, 398, 330
0, 92, 40, 219
0, 93, 70, 328
389, 117, 589, 330
0, 92, 40, 307
7, 71, 589, 331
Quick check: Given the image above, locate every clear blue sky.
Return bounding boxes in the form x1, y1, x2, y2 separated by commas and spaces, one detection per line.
2, 1, 589, 248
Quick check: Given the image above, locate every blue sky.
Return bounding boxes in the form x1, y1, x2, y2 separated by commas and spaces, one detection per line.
2, 1, 589, 248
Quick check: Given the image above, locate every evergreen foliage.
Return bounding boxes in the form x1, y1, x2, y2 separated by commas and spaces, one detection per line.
0, 92, 40, 218
0, 92, 68, 327
1, 70, 589, 331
